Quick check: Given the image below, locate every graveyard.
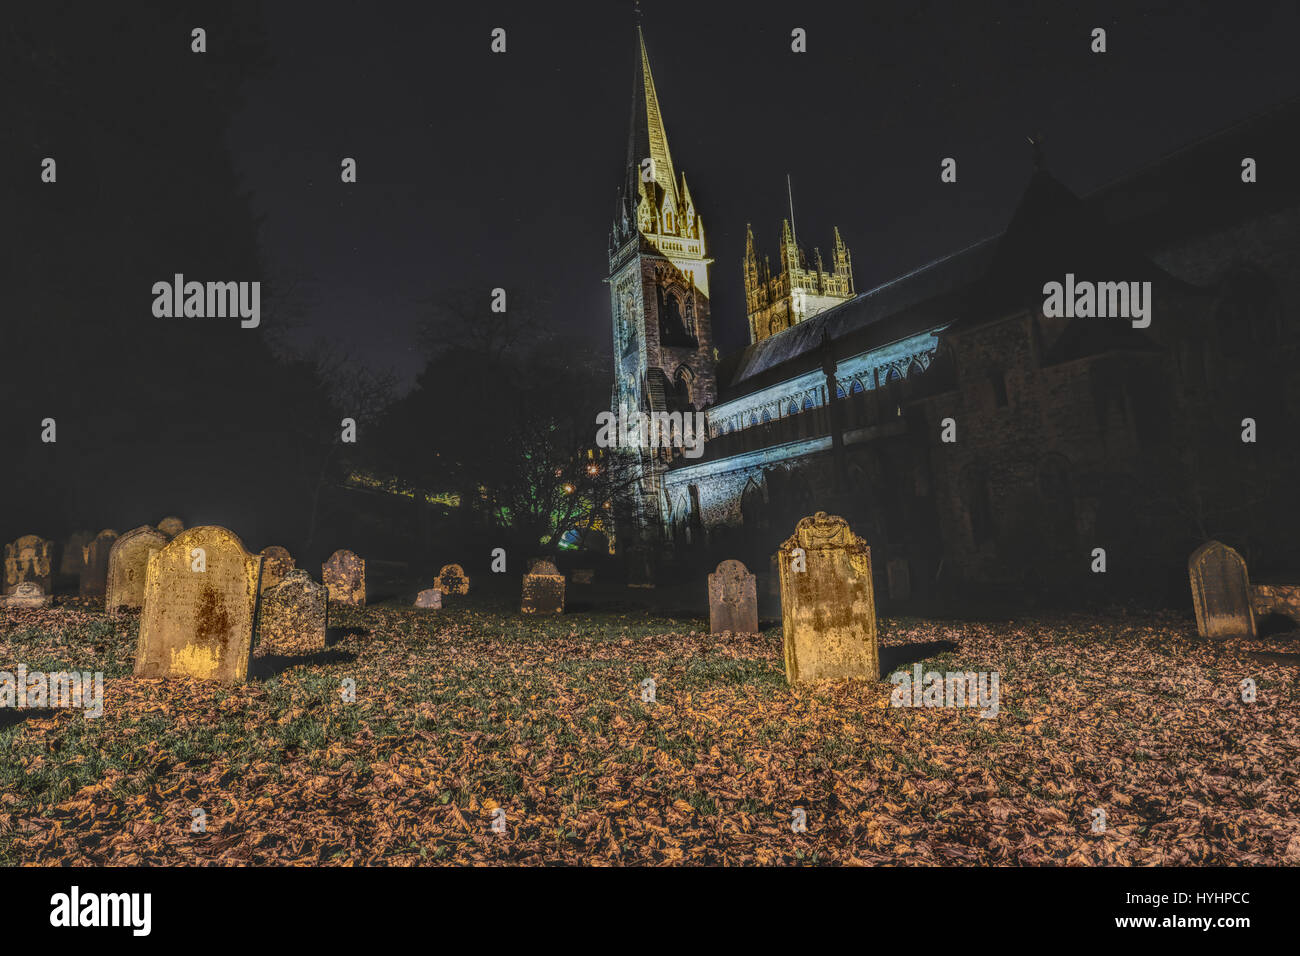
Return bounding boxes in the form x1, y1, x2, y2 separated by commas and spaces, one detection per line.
2, 542, 1298, 865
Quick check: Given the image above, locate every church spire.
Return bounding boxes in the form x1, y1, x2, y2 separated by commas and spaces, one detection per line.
617, 25, 683, 242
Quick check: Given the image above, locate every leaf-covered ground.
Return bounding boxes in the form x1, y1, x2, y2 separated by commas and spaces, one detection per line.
2, 596, 1298, 865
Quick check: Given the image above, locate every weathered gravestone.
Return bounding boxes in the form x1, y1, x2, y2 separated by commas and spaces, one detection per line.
437, 563, 469, 596
1, 581, 51, 608
4, 534, 54, 595
157, 516, 185, 538
106, 525, 168, 614
778, 512, 879, 685
322, 549, 365, 606
414, 588, 442, 609
60, 530, 93, 576
521, 560, 565, 614
255, 570, 327, 657
887, 558, 911, 602
134, 526, 262, 682
1189, 541, 1256, 639
259, 546, 295, 593
79, 529, 119, 599
708, 559, 758, 635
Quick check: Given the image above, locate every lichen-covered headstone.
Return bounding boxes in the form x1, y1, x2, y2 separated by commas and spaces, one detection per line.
79, 529, 119, 599
708, 559, 758, 634
778, 512, 879, 685
255, 570, 326, 657
1189, 541, 1255, 639
259, 545, 295, 593
521, 560, 564, 614
437, 563, 469, 596
887, 558, 911, 601
157, 516, 185, 538
60, 530, 93, 576
106, 525, 168, 614
323, 549, 365, 606
1, 581, 50, 608
4, 534, 54, 595
414, 588, 442, 609
134, 526, 262, 682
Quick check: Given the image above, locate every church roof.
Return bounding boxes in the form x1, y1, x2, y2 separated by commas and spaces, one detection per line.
718, 236, 995, 401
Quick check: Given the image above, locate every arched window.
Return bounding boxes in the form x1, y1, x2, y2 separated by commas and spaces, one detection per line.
788, 401, 799, 416
803, 395, 815, 410
850, 379, 864, 394
761, 410, 771, 424
885, 366, 901, 384
836, 384, 847, 398
908, 358, 924, 377
749, 413, 758, 427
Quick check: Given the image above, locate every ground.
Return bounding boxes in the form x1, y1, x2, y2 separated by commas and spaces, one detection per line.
2, 595, 1298, 865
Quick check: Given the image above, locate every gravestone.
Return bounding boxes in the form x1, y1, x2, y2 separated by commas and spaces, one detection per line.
79, 529, 119, 599
60, 530, 93, 576
1, 581, 51, 608
778, 512, 879, 685
521, 560, 564, 614
414, 588, 442, 609
887, 558, 911, 601
322, 549, 365, 606
157, 516, 185, 538
106, 525, 168, 614
255, 570, 327, 658
1188, 541, 1255, 639
134, 526, 262, 682
708, 559, 758, 634
4, 534, 54, 595
259, 546, 295, 593
572, 568, 594, 585
437, 563, 469, 596
1252, 584, 1300, 626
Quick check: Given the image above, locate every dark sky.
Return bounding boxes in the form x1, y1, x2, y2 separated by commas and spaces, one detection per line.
229, 0, 1300, 389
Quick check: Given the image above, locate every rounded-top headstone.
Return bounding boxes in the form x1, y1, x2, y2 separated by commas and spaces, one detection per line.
323, 549, 366, 607
437, 563, 469, 596
106, 525, 169, 614
157, 516, 185, 538
5, 534, 54, 594
259, 545, 295, 593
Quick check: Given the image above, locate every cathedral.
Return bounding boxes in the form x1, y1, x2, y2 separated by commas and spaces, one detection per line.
608, 27, 1300, 604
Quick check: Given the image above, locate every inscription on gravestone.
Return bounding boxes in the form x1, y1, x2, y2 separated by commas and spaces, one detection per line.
778, 512, 880, 685
4, 534, 54, 595
708, 559, 758, 635
134, 526, 262, 682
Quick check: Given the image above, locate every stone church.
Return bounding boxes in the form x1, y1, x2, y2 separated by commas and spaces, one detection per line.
609, 27, 1300, 604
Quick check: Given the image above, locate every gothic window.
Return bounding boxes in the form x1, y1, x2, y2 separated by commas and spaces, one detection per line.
850, 379, 864, 394
658, 287, 694, 345
761, 409, 771, 424
836, 383, 847, 399
885, 366, 902, 384
788, 401, 798, 416
908, 358, 924, 377
803, 395, 815, 410
749, 413, 758, 427
672, 366, 694, 411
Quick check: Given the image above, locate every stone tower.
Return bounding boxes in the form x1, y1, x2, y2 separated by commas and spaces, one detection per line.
744, 218, 854, 344
608, 25, 717, 554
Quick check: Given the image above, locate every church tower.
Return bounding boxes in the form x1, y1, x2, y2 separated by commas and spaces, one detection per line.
608, 25, 716, 555
744, 216, 854, 344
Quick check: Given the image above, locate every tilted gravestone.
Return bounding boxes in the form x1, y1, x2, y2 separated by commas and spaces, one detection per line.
1189, 541, 1255, 639
778, 512, 879, 685
414, 588, 442, 609
322, 549, 365, 607
1, 581, 51, 608
157, 516, 185, 538
60, 530, 93, 576
4, 534, 54, 595
521, 560, 564, 614
79, 529, 119, 599
259, 546, 295, 593
106, 525, 168, 614
134, 526, 263, 682
437, 563, 469, 596
708, 559, 758, 635
255, 570, 327, 657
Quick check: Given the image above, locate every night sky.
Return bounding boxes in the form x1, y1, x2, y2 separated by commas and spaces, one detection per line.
228, 0, 1300, 388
